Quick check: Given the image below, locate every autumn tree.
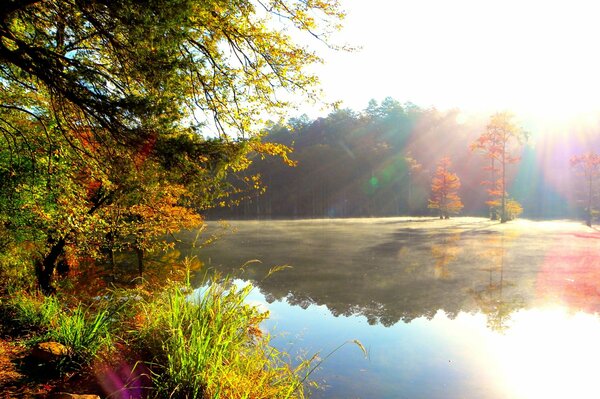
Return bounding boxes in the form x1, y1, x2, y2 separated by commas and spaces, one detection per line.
471, 112, 527, 223
0, 0, 343, 292
428, 157, 463, 219
570, 152, 600, 227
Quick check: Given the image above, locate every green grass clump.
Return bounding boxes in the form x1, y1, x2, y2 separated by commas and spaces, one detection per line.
2, 276, 324, 397
4, 292, 61, 333
45, 303, 113, 367
134, 278, 309, 399
4, 291, 113, 369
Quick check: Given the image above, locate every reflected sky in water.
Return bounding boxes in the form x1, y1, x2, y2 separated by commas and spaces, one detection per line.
179, 217, 600, 399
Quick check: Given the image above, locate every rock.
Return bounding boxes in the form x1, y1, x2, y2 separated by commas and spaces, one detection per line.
30, 341, 70, 363
47, 394, 101, 399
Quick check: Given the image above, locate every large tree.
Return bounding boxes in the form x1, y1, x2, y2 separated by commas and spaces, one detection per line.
0, 0, 343, 292
471, 112, 527, 223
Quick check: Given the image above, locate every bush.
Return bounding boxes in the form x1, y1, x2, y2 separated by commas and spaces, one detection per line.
506, 198, 523, 221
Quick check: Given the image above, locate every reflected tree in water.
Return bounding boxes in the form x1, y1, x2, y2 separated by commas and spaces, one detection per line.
469, 232, 524, 332
430, 232, 462, 279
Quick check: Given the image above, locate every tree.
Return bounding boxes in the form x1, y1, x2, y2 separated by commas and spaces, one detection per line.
428, 157, 463, 219
505, 198, 523, 221
471, 112, 527, 223
0, 0, 344, 292
0, 0, 343, 143
570, 152, 600, 227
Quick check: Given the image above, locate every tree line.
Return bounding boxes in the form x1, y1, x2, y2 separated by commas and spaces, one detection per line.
211, 99, 593, 223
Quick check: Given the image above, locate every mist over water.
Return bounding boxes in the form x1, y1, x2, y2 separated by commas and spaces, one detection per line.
180, 218, 600, 398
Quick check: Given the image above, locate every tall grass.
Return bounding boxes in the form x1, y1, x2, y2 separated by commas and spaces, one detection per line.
45, 303, 113, 367
5, 291, 113, 369
3, 276, 340, 397
7, 292, 61, 332
134, 278, 310, 399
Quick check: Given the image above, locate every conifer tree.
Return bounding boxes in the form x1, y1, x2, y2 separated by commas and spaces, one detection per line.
471, 112, 527, 223
428, 157, 463, 219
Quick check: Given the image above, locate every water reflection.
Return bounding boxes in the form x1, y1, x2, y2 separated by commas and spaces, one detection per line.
430, 232, 462, 279
178, 219, 600, 325
469, 233, 525, 332
174, 218, 600, 398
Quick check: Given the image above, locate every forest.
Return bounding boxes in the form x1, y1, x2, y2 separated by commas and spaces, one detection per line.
212, 98, 596, 221
2, 0, 600, 398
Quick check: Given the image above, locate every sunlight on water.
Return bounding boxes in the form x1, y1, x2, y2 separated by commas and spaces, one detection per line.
250, 291, 600, 399
490, 308, 600, 399
185, 218, 600, 399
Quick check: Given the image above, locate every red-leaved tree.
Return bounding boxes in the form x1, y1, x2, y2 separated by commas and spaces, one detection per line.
470, 112, 527, 223
428, 157, 463, 219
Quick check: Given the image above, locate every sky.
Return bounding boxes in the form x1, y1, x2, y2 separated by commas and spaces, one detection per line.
305, 0, 600, 129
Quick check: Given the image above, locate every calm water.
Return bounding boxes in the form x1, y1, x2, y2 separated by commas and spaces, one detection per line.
178, 217, 600, 399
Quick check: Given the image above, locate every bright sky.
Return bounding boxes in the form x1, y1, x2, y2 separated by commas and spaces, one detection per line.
308, 0, 600, 126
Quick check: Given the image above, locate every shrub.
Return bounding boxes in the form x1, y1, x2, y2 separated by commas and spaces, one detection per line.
5, 292, 61, 333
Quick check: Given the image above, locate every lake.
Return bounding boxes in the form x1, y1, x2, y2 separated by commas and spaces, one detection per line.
177, 217, 600, 399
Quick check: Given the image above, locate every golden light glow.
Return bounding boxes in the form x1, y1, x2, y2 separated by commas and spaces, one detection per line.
488, 308, 600, 399
312, 0, 600, 125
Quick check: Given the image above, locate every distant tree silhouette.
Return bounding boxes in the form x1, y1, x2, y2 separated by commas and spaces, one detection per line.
570, 152, 600, 227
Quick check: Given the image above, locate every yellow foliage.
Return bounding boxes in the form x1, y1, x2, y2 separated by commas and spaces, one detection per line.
505, 198, 523, 220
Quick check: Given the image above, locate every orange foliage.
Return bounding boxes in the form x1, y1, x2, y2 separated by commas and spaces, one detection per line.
471, 112, 526, 221
428, 157, 463, 219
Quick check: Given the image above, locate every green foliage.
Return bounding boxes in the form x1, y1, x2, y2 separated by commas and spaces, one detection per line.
133, 278, 309, 398
1, 0, 343, 143
1, 273, 345, 396
213, 100, 456, 219
0, 0, 342, 291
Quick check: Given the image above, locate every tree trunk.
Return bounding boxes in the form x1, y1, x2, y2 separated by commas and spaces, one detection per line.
136, 247, 144, 277
500, 143, 507, 223
587, 173, 593, 227
490, 158, 497, 220
35, 237, 66, 295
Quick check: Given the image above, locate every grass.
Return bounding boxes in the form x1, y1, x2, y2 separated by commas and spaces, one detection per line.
45, 303, 113, 368
7, 292, 62, 333
132, 277, 311, 399
2, 292, 114, 370
1, 274, 318, 398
